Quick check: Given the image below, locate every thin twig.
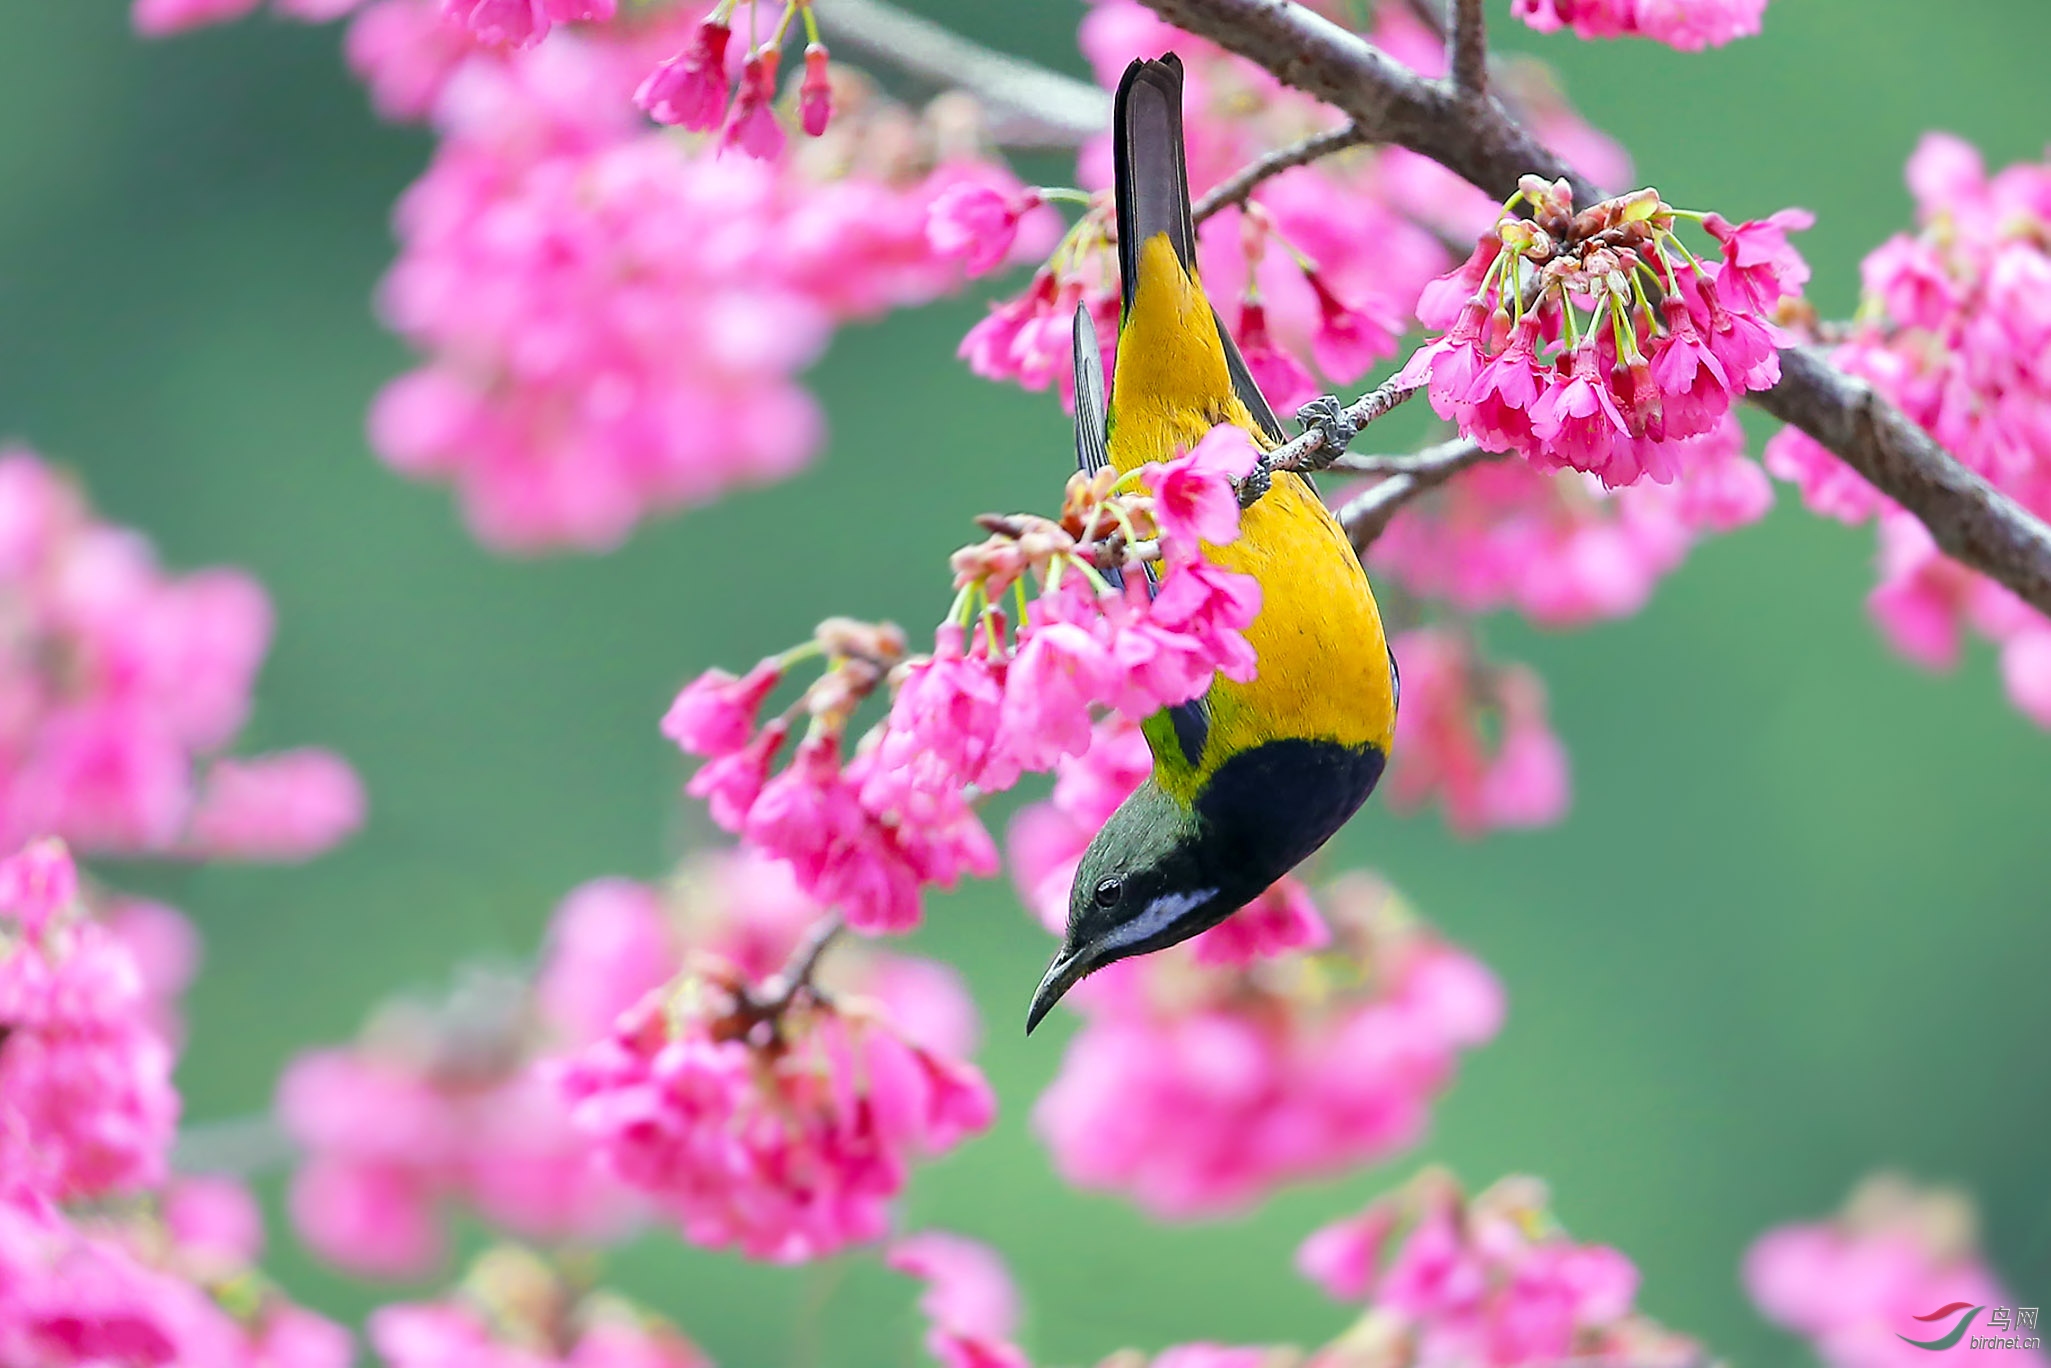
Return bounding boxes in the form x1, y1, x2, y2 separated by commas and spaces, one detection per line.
1336, 437, 1497, 551
1136, 0, 2051, 618
814, 0, 1109, 148
1449, 0, 1488, 96
1266, 376, 1423, 475
172, 1112, 294, 1176
1192, 123, 1369, 222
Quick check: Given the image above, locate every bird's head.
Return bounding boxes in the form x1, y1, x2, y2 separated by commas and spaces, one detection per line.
1025, 779, 1259, 1034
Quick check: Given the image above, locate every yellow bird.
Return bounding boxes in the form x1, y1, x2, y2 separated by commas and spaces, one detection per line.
1026, 55, 1398, 1033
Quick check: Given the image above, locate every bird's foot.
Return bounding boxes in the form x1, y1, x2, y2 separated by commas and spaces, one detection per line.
1295, 394, 1359, 467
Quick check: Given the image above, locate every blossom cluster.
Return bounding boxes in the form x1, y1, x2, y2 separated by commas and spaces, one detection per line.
637, 4, 840, 158
891, 1228, 1285, 1368
958, 0, 1630, 411
372, 33, 1050, 551
1, 838, 346, 1367
277, 847, 988, 1274
1299, 1169, 1705, 1368
0, 451, 364, 862
554, 891, 995, 1262
1745, 1174, 2047, 1368
1383, 628, 1570, 835
1767, 134, 2051, 727
0, 839, 179, 1203
1008, 721, 1503, 1217
1367, 422, 1772, 629
665, 426, 1261, 932
2, 1176, 353, 1368
371, 1245, 708, 1368
140, 1, 1052, 552
1400, 179, 1808, 489
275, 962, 640, 1280
1510, 0, 1772, 51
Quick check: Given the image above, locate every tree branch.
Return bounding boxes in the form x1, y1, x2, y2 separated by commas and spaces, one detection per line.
1337, 437, 1497, 552
1136, 0, 2051, 618
744, 912, 845, 1020
1192, 122, 1369, 222
1448, 0, 1487, 96
815, 0, 1110, 148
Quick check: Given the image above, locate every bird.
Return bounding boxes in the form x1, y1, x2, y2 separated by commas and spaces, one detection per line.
1025, 54, 1398, 1034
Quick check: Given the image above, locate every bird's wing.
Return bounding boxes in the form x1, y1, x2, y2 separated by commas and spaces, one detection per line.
1072, 305, 1112, 480
1071, 304, 1127, 594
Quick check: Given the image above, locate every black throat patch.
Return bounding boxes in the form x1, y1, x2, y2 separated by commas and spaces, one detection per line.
1193, 737, 1387, 887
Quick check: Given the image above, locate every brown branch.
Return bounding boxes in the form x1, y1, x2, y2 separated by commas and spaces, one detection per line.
747, 913, 846, 1020
815, 0, 1109, 148
1193, 122, 1370, 222
1449, 0, 1487, 96
1337, 437, 1496, 552
1136, 0, 2051, 619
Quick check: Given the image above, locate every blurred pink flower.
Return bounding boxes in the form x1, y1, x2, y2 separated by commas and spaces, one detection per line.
371, 1247, 707, 1368
1018, 823, 1503, 1216
1766, 134, 2051, 728
185, 750, 366, 863
1745, 1175, 2044, 1368
1300, 1171, 1698, 1368
1386, 629, 1571, 836
1511, 0, 1772, 50
0, 450, 362, 862
556, 964, 994, 1261
0, 839, 179, 1203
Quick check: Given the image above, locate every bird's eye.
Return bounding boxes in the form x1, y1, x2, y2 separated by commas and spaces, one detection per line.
1092, 877, 1122, 909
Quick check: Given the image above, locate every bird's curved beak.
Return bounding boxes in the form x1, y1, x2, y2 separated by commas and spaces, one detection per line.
1025, 943, 1093, 1035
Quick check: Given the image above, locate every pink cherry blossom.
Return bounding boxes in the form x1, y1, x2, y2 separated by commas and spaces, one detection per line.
1369, 416, 1769, 629
661, 659, 784, 759
1385, 629, 1571, 835
927, 183, 1048, 279
371, 1247, 707, 1368
1766, 135, 2051, 728
1511, 0, 1772, 51
184, 750, 367, 863
1745, 1174, 2042, 1368
0, 839, 179, 1203
891, 1232, 1031, 1368
1028, 864, 1502, 1217
799, 43, 833, 137
1301, 1170, 1702, 1368
636, 19, 731, 131
131, 0, 263, 34
368, 33, 1040, 551
442, 0, 614, 50
972, 3, 1476, 405
1398, 187, 1803, 486
0, 1184, 352, 1368
722, 52, 786, 162
0, 449, 362, 862
276, 959, 643, 1279
556, 961, 994, 1261
889, 1226, 1284, 1368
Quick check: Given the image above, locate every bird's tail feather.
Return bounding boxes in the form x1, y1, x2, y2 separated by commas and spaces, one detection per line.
1114, 55, 1197, 319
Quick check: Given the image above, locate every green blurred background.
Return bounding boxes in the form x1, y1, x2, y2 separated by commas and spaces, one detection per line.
2, 1, 2048, 1362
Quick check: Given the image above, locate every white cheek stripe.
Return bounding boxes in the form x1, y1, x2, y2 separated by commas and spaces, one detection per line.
1098, 888, 1219, 953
